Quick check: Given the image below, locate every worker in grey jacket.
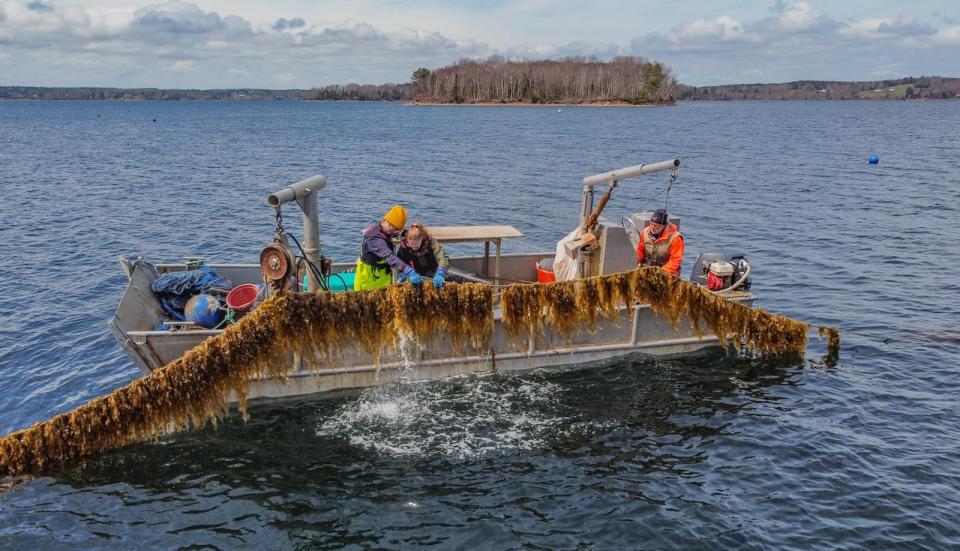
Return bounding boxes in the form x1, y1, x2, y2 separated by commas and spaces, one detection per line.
354, 205, 422, 290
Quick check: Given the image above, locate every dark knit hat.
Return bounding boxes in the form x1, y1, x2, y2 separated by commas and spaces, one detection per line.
651, 209, 669, 224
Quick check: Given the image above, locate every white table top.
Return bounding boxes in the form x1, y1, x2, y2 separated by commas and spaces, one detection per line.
427, 225, 525, 243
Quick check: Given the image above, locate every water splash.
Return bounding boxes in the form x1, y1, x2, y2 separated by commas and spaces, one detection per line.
317, 332, 571, 459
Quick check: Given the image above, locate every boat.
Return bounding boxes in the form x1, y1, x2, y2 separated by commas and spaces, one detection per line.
109, 159, 756, 402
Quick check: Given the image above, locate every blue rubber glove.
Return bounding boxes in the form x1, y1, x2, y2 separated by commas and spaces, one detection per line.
433, 268, 446, 289
402, 266, 422, 286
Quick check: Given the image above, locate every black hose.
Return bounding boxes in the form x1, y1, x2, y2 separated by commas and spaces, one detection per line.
328, 273, 348, 290
287, 232, 329, 292
294, 254, 330, 291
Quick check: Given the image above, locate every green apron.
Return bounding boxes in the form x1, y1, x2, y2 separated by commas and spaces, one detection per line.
353, 258, 391, 291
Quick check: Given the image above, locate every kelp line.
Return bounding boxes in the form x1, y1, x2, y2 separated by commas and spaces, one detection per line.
500, 267, 811, 356
0, 284, 493, 478
0, 268, 829, 478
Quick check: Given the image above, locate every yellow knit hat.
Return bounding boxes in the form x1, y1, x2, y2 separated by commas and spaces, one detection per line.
383, 205, 408, 230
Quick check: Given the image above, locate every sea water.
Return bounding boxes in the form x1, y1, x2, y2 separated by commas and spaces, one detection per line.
0, 100, 958, 549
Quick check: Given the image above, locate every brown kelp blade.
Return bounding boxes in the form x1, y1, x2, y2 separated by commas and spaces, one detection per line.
818, 326, 841, 364
0, 284, 493, 479
500, 267, 813, 356
0, 268, 825, 479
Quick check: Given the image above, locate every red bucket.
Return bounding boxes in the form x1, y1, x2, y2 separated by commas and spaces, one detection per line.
536, 258, 556, 284
226, 283, 261, 312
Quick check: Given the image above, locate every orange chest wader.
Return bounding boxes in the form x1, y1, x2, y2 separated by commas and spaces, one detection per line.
641, 230, 680, 267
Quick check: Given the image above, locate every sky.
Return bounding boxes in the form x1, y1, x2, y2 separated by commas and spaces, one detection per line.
0, 0, 957, 88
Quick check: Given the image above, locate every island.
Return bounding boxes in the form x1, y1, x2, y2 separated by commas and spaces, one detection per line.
407, 56, 676, 106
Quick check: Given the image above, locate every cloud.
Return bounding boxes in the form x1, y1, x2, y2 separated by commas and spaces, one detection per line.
933, 25, 960, 45
843, 15, 936, 39
629, 1, 957, 85
167, 59, 194, 72
641, 18, 746, 55
0, 0, 489, 87
669, 16, 759, 45
0, 0, 955, 88
272, 17, 305, 31
133, 1, 237, 35
391, 28, 446, 49
641, 2, 837, 54
640, 1, 947, 56
290, 22, 391, 52
26, 0, 52, 12
503, 40, 623, 60
761, 1, 837, 33
0, 1, 135, 42
875, 16, 936, 37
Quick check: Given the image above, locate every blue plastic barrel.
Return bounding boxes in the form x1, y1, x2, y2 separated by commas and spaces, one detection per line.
184, 294, 225, 328
327, 272, 355, 292
302, 272, 356, 293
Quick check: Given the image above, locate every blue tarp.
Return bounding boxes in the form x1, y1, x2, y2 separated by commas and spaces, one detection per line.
151, 266, 233, 321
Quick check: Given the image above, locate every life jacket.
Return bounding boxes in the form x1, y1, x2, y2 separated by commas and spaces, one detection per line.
396, 236, 439, 276
360, 225, 393, 267
640, 223, 681, 268
354, 224, 394, 291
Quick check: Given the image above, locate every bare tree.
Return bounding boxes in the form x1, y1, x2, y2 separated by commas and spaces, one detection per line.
413, 56, 677, 104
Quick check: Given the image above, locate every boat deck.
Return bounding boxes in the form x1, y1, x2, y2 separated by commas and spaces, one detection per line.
109, 251, 755, 402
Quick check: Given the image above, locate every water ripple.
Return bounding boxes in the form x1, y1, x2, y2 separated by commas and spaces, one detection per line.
1, 100, 959, 549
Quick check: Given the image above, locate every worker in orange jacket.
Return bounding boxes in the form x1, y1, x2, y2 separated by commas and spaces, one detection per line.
636, 209, 684, 276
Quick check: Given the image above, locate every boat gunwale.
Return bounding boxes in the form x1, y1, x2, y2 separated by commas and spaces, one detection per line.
123, 291, 756, 340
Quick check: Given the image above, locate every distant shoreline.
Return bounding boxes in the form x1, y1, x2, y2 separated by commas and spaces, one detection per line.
1, 81, 957, 102
2, 75, 958, 103
1, 96, 957, 104
406, 99, 671, 107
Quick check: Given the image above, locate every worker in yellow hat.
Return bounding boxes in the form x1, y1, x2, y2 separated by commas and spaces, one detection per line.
354, 205, 422, 290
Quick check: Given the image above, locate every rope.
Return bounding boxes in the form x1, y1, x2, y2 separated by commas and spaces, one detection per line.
212, 307, 237, 330
810, 324, 892, 344
662, 168, 678, 212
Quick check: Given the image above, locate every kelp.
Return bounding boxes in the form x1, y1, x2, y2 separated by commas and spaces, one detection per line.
818, 326, 841, 365
0, 267, 826, 478
500, 267, 813, 356
0, 284, 492, 478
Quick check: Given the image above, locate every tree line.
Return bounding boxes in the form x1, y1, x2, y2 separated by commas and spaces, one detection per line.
5, 74, 955, 103
304, 83, 413, 101
411, 56, 676, 104
0, 85, 412, 101
677, 77, 960, 101
0, 86, 309, 100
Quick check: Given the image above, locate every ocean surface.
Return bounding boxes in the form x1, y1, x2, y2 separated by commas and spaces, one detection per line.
0, 100, 958, 550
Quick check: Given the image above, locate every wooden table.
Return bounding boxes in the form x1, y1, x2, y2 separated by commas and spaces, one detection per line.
428, 225, 525, 281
